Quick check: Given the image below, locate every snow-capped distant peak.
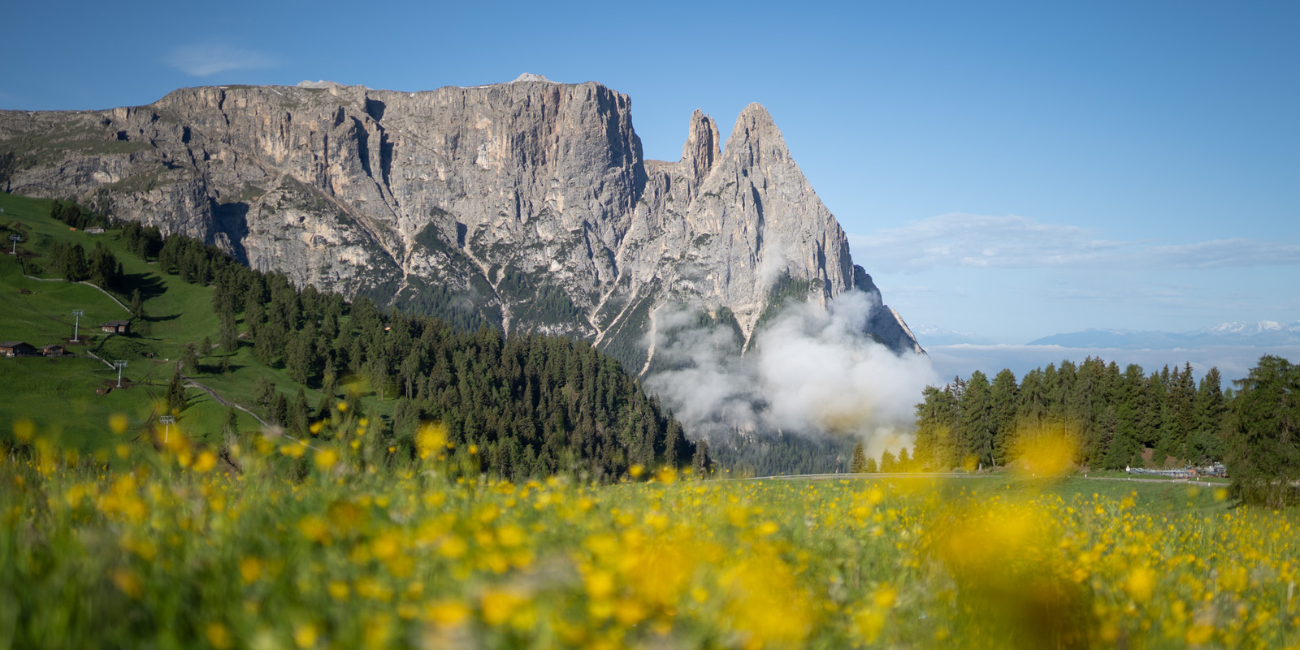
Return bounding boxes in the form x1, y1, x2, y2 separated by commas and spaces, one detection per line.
913, 325, 991, 346
1199, 320, 1287, 335
1030, 319, 1300, 350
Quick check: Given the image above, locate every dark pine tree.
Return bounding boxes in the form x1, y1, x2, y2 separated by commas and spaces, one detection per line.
989, 369, 1019, 465
1225, 356, 1300, 507
850, 441, 868, 473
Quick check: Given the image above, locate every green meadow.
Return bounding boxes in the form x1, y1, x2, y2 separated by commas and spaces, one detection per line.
0, 192, 351, 454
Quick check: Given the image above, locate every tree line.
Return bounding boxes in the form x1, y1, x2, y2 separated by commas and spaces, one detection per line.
910, 355, 1300, 507
116, 224, 699, 482
911, 358, 1229, 472
1225, 356, 1300, 507
49, 200, 110, 231
44, 240, 124, 287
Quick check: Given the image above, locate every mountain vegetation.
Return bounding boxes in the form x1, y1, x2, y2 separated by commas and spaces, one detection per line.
1224, 355, 1300, 507
0, 80, 921, 375
0, 192, 693, 481
912, 358, 1231, 472
709, 432, 856, 477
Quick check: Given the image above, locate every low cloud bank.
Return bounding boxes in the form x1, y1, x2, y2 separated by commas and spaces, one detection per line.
644, 292, 938, 458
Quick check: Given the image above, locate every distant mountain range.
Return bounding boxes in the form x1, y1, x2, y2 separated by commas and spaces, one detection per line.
911, 325, 992, 346
1028, 321, 1300, 349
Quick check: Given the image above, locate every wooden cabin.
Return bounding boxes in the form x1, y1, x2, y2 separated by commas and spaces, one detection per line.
100, 320, 131, 335
0, 341, 37, 357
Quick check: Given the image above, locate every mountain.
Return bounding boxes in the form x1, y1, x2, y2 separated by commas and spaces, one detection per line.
911, 324, 991, 346
0, 189, 695, 481
1027, 321, 1300, 349
0, 76, 920, 371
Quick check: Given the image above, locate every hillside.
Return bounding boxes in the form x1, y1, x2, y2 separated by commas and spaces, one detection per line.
0, 78, 921, 373
0, 192, 692, 479
0, 192, 269, 448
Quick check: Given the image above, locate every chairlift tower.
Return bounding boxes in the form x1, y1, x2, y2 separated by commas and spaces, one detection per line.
114, 360, 128, 388
71, 309, 84, 343
159, 415, 175, 443
8, 234, 19, 255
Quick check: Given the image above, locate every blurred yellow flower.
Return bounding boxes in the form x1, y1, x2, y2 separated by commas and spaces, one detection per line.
281, 440, 308, 458
206, 622, 232, 650
298, 515, 329, 544
194, 450, 218, 473
1126, 566, 1155, 603
416, 423, 448, 459
238, 556, 263, 584
111, 568, 143, 599
12, 418, 35, 442
293, 622, 317, 648
480, 589, 526, 626
313, 448, 338, 471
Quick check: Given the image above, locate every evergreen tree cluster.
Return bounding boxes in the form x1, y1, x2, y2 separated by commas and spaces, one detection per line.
49, 200, 109, 230
119, 221, 163, 260
159, 236, 229, 285
46, 240, 123, 287
1225, 355, 1300, 507
141, 226, 695, 482
912, 358, 1230, 472
709, 432, 855, 477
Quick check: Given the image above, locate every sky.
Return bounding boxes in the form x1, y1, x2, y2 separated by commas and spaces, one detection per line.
2, 0, 1297, 350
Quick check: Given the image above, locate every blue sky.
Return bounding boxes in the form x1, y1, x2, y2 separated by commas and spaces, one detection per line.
3, 0, 1297, 346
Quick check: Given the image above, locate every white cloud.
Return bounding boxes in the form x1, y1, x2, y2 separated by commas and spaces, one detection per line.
166, 43, 278, 77
849, 213, 1300, 273
644, 293, 938, 455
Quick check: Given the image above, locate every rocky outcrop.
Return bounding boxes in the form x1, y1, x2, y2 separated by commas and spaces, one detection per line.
0, 77, 922, 369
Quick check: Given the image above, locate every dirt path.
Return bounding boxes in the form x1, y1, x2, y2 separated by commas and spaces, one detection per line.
83, 349, 116, 369
176, 373, 327, 452
179, 372, 270, 428
22, 275, 131, 312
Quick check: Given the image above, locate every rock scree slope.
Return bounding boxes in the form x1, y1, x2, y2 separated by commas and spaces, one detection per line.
0, 75, 922, 371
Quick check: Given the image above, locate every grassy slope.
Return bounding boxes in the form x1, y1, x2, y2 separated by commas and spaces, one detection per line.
781, 474, 1235, 515
969, 474, 1233, 514
0, 192, 374, 453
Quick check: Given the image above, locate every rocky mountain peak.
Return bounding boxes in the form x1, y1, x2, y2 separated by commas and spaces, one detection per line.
0, 79, 922, 370
296, 80, 349, 89
511, 73, 554, 83
679, 110, 721, 188
724, 102, 790, 164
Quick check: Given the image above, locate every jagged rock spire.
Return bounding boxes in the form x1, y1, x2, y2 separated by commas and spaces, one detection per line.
680, 109, 720, 188
0, 81, 922, 370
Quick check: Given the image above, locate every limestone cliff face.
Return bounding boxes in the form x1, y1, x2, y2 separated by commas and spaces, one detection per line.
0, 76, 922, 369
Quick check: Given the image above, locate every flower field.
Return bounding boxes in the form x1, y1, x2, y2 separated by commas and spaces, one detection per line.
3, 420, 1299, 649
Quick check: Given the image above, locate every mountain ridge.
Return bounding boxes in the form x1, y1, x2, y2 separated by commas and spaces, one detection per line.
0, 78, 921, 371
1028, 321, 1300, 349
